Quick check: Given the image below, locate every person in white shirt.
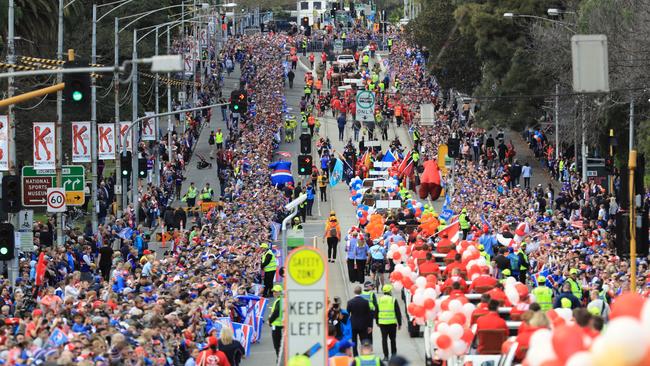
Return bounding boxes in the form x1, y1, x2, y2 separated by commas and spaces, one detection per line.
521, 162, 532, 189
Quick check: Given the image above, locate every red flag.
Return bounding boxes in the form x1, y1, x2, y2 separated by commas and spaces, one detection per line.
35, 252, 47, 287
437, 220, 461, 243
397, 151, 414, 178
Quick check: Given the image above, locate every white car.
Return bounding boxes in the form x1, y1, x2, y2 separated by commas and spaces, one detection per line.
336, 54, 355, 65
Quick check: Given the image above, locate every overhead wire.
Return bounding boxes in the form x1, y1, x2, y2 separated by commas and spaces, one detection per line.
15, 94, 51, 110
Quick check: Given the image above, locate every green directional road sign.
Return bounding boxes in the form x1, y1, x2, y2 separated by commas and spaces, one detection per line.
22, 165, 86, 207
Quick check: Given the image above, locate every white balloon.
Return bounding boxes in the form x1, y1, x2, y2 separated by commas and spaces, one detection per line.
462, 303, 476, 318
416, 276, 427, 288
505, 277, 517, 286
393, 282, 403, 291
424, 288, 437, 299
466, 245, 477, 252
555, 308, 573, 323
448, 299, 463, 313
436, 348, 453, 361
505, 286, 520, 305
434, 299, 442, 313
476, 257, 487, 266
471, 273, 479, 281
438, 311, 452, 323
594, 316, 650, 364
430, 332, 440, 346
448, 323, 464, 341
466, 259, 477, 270
389, 244, 399, 252
525, 344, 557, 366
566, 352, 595, 366
393, 258, 401, 265
413, 293, 425, 306
452, 340, 468, 355
410, 272, 418, 281
415, 317, 425, 326
426, 309, 437, 321
387, 250, 394, 259
398, 246, 407, 255
437, 321, 450, 334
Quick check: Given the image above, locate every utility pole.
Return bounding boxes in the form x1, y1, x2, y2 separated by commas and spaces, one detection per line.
554, 83, 559, 160
115, 17, 123, 215
91, 4, 99, 232
154, 26, 160, 185
629, 96, 634, 152
6, 0, 19, 285
167, 25, 174, 166
581, 97, 587, 183
131, 30, 139, 224
56, 0, 64, 247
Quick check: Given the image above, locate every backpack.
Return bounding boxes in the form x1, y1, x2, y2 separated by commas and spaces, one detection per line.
329, 225, 337, 237
208, 134, 215, 145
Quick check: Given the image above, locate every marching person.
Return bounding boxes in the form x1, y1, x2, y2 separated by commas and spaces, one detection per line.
324, 213, 341, 263
347, 286, 373, 356
268, 285, 285, 359
377, 284, 402, 362
183, 182, 198, 207
353, 340, 385, 366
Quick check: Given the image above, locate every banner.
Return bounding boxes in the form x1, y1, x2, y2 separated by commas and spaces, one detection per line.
119, 121, 133, 153
0, 115, 8, 171
33, 122, 55, 170
71, 122, 91, 163
232, 322, 253, 357
141, 112, 156, 141
98, 124, 115, 160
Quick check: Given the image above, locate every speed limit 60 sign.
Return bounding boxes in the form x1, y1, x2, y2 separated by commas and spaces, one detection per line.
47, 188, 67, 213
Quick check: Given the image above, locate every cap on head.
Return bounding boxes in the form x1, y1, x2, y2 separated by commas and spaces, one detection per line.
382, 284, 393, 293
330, 211, 336, 216
272, 284, 283, 293
502, 269, 511, 276
570, 268, 578, 275
287, 354, 311, 366
537, 276, 546, 283
338, 340, 355, 351
462, 208, 467, 213
478, 244, 484, 250
260, 243, 269, 249
363, 280, 374, 290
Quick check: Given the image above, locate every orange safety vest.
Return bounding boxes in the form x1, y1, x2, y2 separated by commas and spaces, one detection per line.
315, 79, 322, 90
329, 355, 353, 366
394, 105, 402, 117
308, 115, 315, 126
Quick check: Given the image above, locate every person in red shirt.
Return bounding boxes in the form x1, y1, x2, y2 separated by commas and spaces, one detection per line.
469, 267, 497, 293
437, 233, 453, 253
471, 294, 492, 325
447, 282, 467, 298
442, 268, 467, 294
486, 282, 510, 306
418, 252, 440, 275
443, 254, 464, 278
476, 300, 509, 354
197, 336, 231, 366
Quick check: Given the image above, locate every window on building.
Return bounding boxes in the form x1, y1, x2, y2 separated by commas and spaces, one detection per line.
313, 1, 322, 9
300, 2, 309, 10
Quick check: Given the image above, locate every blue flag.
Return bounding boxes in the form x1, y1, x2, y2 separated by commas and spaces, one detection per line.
382, 150, 396, 164
330, 159, 344, 186
47, 328, 68, 347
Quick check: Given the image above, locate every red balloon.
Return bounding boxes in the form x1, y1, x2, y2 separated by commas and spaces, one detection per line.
402, 277, 413, 289
440, 298, 450, 311
551, 325, 587, 362
393, 252, 402, 261
539, 360, 562, 366
449, 313, 467, 325
461, 328, 474, 344
391, 271, 403, 282
436, 334, 452, 349
610, 292, 645, 320
423, 298, 435, 310
407, 303, 417, 315
515, 283, 528, 298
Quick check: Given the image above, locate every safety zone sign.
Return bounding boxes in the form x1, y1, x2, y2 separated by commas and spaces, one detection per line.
47, 188, 66, 213
355, 90, 375, 122
284, 247, 327, 366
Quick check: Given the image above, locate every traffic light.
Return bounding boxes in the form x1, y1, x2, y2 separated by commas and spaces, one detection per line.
63, 61, 91, 120
1, 175, 21, 213
138, 158, 147, 178
302, 17, 309, 28
298, 154, 312, 176
447, 138, 461, 158
120, 151, 132, 178
230, 90, 247, 113
0, 223, 15, 261
300, 133, 312, 154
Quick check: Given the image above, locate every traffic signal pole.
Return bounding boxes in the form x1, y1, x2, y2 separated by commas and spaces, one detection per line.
6, 0, 19, 286
56, 0, 64, 247
91, 4, 99, 232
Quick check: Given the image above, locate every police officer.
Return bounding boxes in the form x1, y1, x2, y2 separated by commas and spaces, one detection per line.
532, 276, 554, 311
517, 243, 530, 283
353, 339, 385, 366
201, 183, 214, 202
182, 182, 198, 207
268, 284, 284, 358
261, 243, 277, 297
377, 284, 402, 362
215, 128, 224, 150
301, 38, 307, 56
459, 208, 471, 239
566, 268, 583, 300
387, 38, 393, 52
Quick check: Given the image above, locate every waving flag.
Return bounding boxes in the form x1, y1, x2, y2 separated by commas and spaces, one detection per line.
397, 150, 414, 178
47, 328, 69, 347
382, 150, 396, 164
268, 160, 294, 186
437, 220, 460, 243
330, 158, 343, 186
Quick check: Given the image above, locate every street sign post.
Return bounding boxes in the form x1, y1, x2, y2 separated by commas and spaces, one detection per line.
22, 165, 85, 207
46, 188, 66, 213
355, 90, 375, 122
17, 210, 34, 252
285, 247, 327, 366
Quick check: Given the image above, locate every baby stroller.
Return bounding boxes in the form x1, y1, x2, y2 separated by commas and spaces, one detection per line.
196, 153, 212, 170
